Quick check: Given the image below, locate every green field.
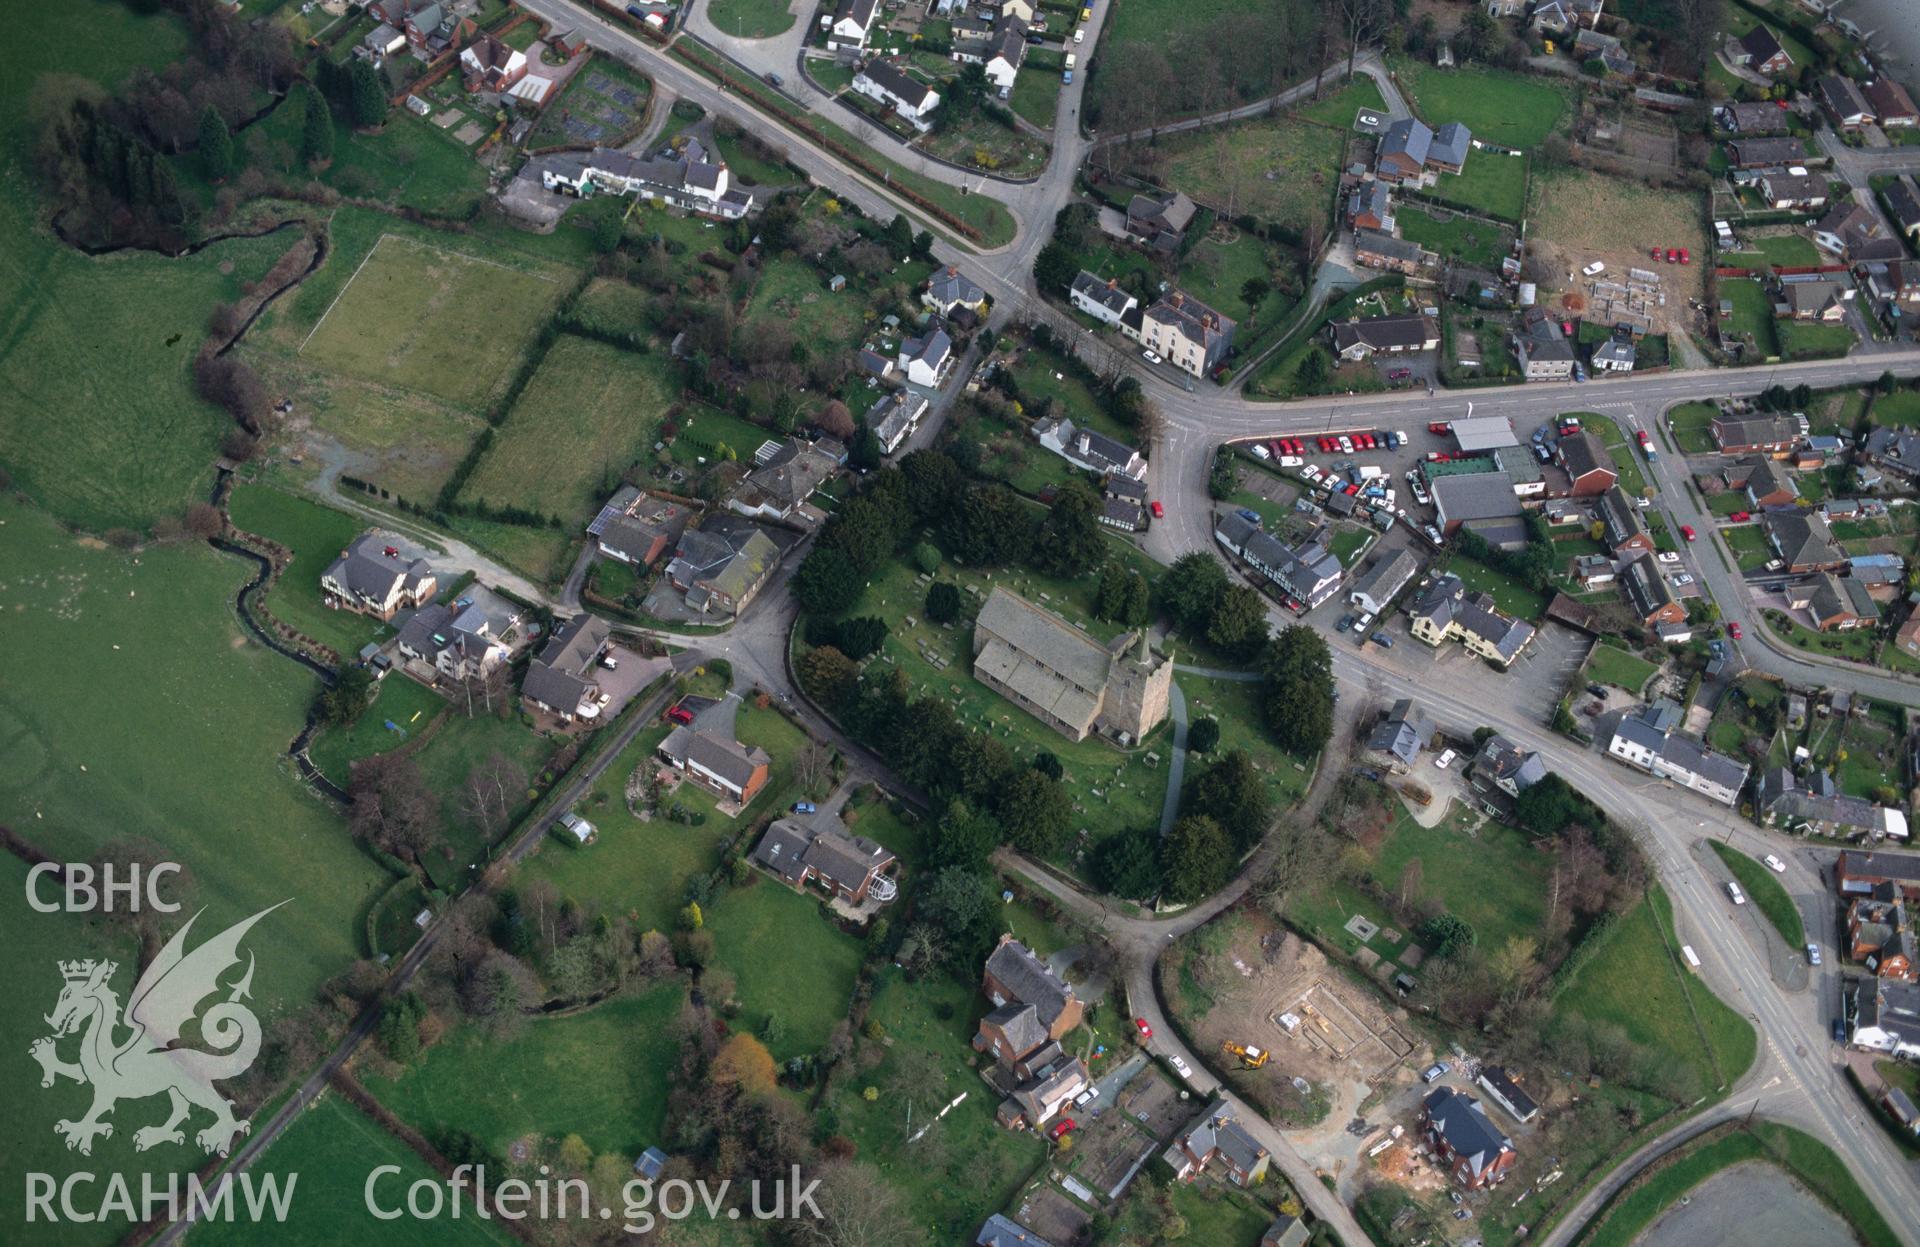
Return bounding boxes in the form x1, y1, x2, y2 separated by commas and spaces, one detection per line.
1585, 413, 1650, 497
709, 0, 797, 37
1709, 842, 1805, 947
1556, 886, 1756, 1101
1429, 150, 1529, 222
249, 90, 488, 219
1397, 208, 1515, 268
227, 484, 388, 657
1724, 233, 1822, 269
0, 500, 389, 1009
1668, 401, 1719, 454
367, 983, 687, 1161
706, 878, 864, 1061
1587, 641, 1659, 695
1448, 554, 1548, 619
1722, 277, 1781, 358
1392, 60, 1571, 149
1374, 803, 1551, 955
1147, 113, 1347, 234
300, 233, 572, 408
1173, 675, 1314, 809
1778, 318, 1855, 361
743, 252, 865, 348
1872, 390, 1920, 427
1293, 74, 1389, 127
1011, 61, 1066, 129
462, 336, 672, 522
1723, 522, 1773, 572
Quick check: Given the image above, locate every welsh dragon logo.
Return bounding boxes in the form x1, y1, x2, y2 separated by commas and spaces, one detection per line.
30, 903, 286, 1158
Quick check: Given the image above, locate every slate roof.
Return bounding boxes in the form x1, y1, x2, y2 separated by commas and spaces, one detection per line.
1369, 697, 1435, 765
1178, 1100, 1269, 1174
1657, 732, 1750, 792
324, 534, 433, 603
1349, 549, 1419, 607
1806, 572, 1878, 623
1332, 312, 1436, 354
1620, 552, 1676, 622
522, 613, 609, 711
1718, 101, 1790, 134
1737, 24, 1787, 66
859, 59, 937, 110
1866, 78, 1920, 123
1886, 177, 1920, 233
1854, 977, 1920, 1046
832, 0, 880, 28
1821, 73, 1875, 121
1738, 456, 1799, 502
1598, 485, 1649, 549
666, 515, 780, 608
732, 438, 838, 513
1865, 426, 1920, 474
1423, 1087, 1513, 1183
1727, 136, 1807, 168
978, 1214, 1056, 1247
1430, 121, 1472, 167
1070, 271, 1135, 316
1379, 117, 1434, 168
660, 723, 770, 791
984, 935, 1076, 1028
1593, 338, 1636, 368
1477, 1066, 1540, 1121
1145, 291, 1235, 356
1431, 473, 1521, 525
1558, 429, 1613, 482
751, 816, 896, 891
1713, 412, 1799, 449
1766, 510, 1843, 566
927, 266, 985, 308
1473, 734, 1547, 792
1355, 229, 1426, 266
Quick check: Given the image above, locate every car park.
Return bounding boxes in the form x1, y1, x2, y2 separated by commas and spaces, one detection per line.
1764, 854, 1786, 873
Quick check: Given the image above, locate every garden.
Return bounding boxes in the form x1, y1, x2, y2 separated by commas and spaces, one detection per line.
1426, 150, 1528, 223
1395, 207, 1514, 269
227, 484, 394, 657
1390, 60, 1570, 149
1586, 640, 1659, 695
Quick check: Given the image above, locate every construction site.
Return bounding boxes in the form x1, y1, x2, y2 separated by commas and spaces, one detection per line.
1580, 265, 1667, 337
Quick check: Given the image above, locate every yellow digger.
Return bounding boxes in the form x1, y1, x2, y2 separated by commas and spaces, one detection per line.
1222, 1041, 1270, 1070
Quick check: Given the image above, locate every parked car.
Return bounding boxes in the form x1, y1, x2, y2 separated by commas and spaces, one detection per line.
1048, 1118, 1077, 1140
1435, 748, 1457, 769
1730, 510, 1751, 522
1372, 631, 1393, 647
1657, 551, 1681, 564
765, 72, 784, 86
1169, 1055, 1192, 1079
1133, 1017, 1153, 1039
1727, 881, 1747, 905
1141, 349, 1162, 365
1729, 622, 1743, 639
1807, 943, 1822, 966
667, 704, 695, 724
1764, 854, 1786, 873
1421, 1061, 1451, 1083
1833, 1017, 1847, 1043
1237, 508, 1261, 524
1150, 500, 1164, 518
1074, 26, 1084, 42
1336, 614, 1354, 632
1587, 683, 1607, 699
1678, 248, 1691, 264
1680, 525, 1697, 542
1062, 68, 1073, 83
792, 802, 816, 815
1581, 261, 1606, 277
1650, 247, 1664, 262
1673, 573, 1694, 585
1429, 421, 1451, 435
1074, 1087, 1100, 1108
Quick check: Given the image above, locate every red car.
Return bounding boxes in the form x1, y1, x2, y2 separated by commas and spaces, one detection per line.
1427, 451, 1450, 462
1729, 622, 1743, 639
667, 704, 695, 724
1666, 248, 1679, 263
1048, 1118, 1077, 1141
1650, 247, 1664, 262
1344, 482, 1361, 496
1429, 421, 1451, 435
1319, 436, 1337, 452
1561, 321, 1574, 336
1636, 430, 1651, 449
1134, 1017, 1153, 1039
1730, 510, 1751, 522
1150, 500, 1165, 518
1680, 524, 1697, 542
1677, 248, 1691, 265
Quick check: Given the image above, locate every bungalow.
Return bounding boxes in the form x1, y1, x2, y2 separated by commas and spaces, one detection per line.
320, 534, 436, 620
1347, 180, 1395, 233
825, 0, 880, 51
460, 33, 528, 92
868, 390, 928, 455
1813, 201, 1880, 255
1330, 312, 1438, 361
751, 816, 898, 904
1781, 276, 1849, 321
1034, 416, 1147, 480
395, 601, 510, 684
1866, 78, 1920, 127
1711, 412, 1799, 455
1348, 549, 1419, 615
1069, 271, 1138, 327
1476, 1066, 1541, 1124
1376, 117, 1434, 184
1885, 176, 1920, 241
658, 721, 772, 807
521, 613, 612, 722
1421, 1087, 1517, 1189
923, 266, 988, 318
727, 437, 841, 523
1863, 425, 1920, 480
1142, 291, 1236, 379
852, 61, 941, 130
1820, 74, 1877, 129
1409, 574, 1537, 666
898, 328, 955, 388
1164, 1101, 1271, 1186
1367, 698, 1436, 769
1758, 170, 1828, 211
1726, 136, 1807, 170
1124, 190, 1197, 254
1850, 978, 1920, 1059
1731, 24, 1794, 76
1471, 735, 1546, 797
664, 514, 782, 616
1591, 337, 1636, 373
587, 486, 694, 567
1514, 307, 1576, 380
1621, 552, 1685, 627
977, 1215, 1056, 1247
1716, 101, 1791, 135
1765, 510, 1846, 572
1802, 572, 1879, 630
1353, 229, 1431, 275
1732, 456, 1801, 508
1558, 429, 1618, 496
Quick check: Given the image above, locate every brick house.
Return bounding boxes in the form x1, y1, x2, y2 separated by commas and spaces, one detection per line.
656, 724, 771, 807
1421, 1087, 1517, 1189
1848, 897, 1916, 981
460, 33, 528, 92
1598, 485, 1654, 555
1839, 850, 1920, 904
1557, 429, 1618, 496
1711, 413, 1799, 456
1163, 1100, 1271, 1186
750, 817, 898, 905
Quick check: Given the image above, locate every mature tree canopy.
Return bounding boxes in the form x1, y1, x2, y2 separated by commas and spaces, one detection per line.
1096, 561, 1152, 625
924, 580, 962, 623
197, 105, 233, 180
1183, 749, 1270, 852
1260, 625, 1334, 754
349, 57, 389, 127
792, 545, 865, 616
1161, 815, 1233, 903
1206, 583, 1270, 662
1160, 553, 1228, 633
1091, 828, 1162, 900
997, 770, 1071, 857
1186, 717, 1220, 754
1033, 479, 1107, 577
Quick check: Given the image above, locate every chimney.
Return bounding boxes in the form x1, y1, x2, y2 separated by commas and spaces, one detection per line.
1076, 431, 1091, 454
1107, 277, 1118, 290
1170, 292, 1184, 309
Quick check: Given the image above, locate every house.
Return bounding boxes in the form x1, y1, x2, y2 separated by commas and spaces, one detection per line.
1812, 200, 1880, 255
320, 534, 436, 620
395, 602, 510, 685
1733, 456, 1801, 508
1476, 1066, 1541, 1124
1850, 978, 1920, 1059
898, 328, 954, 388
664, 514, 782, 616
1765, 510, 1846, 572
1574, 553, 1616, 587
1514, 307, 1576, 380
1429, 122, 1472, 174
1866, 78, 1920, 127
1163, 1101, 1271, 1186
1731, 24, 1794, 76
867, 390, 928, 455
1347, 180, 1394, 233
1471, 735, 1547, 798
952, 18, 1027, 90
542, 140, 755, 220
1408, 574, 1537, 666
1758, 170, 1828, 212
1557, 429, 1618, 496
852, 61, 941, 129
1330, 312, 1438, 361
1367, 698, 1436, 768
1591, 337, 1636, 373
520, 613, 611, 722
1716, 101, 1791, 134
1430, 473, 1523, 535
364, 22, 408, 57
825, 0, 880, 50
1607, 703, 1750, 805
923, 266, 987, 320
1820, 74, 1877, 129
995, 1051, 1090, 1130
1840, 851, 1920, 900
460, 33, 528, 92
751, 816, 898, 904
1260, 1215, 1310, 1247
977, 1215, 1056, 1247
1070, 271, 1138, 327
587, 486, 694, 567
1574, 28, 1635, 74
980, 934, 1083, 1040
1353, 229, 1430, 275
1213, 513, 1345, 608
1762, 769, 1907, 840
1781, 275, 1849, 321
1033, 416, 1147, 480
971, 588, 1172, 744
1142, 291, 1236, 379
1802, 572, 1879, 630
1348, 549, 1419, 615
995, 0, 1035, 19
1885, 177, 1920, 240
1898, 614, 1920, 662
1620, 552, 1686, 628
1863, 426, 1920, 480
976, 937, 1094, 1130
727, 438, 840, 523
1421, 1087, 1518, 1189
1712, 412, 1799, 455
658, 722, 772, 807
1124, 190, 1197, 254
1375, 117, 1434, 183
397, 2, 472, 54
1725, 136, 1807, 169
1849, 897, 1915, 980
1100, 473, 1149, 532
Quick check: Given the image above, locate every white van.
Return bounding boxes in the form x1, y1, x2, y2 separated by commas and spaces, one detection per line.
1064, 53, 1077, 69
1074, 27, 1085, 43
1726, 881, 1747, 905
1681, 945, 1701, 968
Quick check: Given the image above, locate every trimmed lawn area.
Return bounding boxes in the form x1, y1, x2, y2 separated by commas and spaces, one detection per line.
1167, 1182, 1274, 1244
1011, 64, 1065, 129
1709, 842, 1804, 947
1448, 554, 1548, 619
1174, 674, 1314, 806
1178, 233, 1300, 340
706, 878, 864, 1061
707, 0, 796, 37
1293, 74, 1387, 127
1722, 277, 1781, 357
1584, 413, 1650, 497
1778, 318, 1855, 360
1373, 801, 1552, 956
1751, 233, 1822, 267
308, 676, 448, 781
1010, 345, 1142, 449
1328, 525, 1373, 568
255, 97, 489, 219
1587, 641, 1659, 695
1723, 521, 1773, 572
227, 484, 391, 657
0, 500, 388, 1011
442, 512, 577, 588
1391, 60, 1570, 148
366, 983, 687, 1160
299, 232, 574, 410
1667, 401, 1719, 454
461, 337, 672, 524
1427, 151, 1528, 222
1556, 886, 1756, 1101
1872, 389, 1920, 427
1145, 114, 1348, 235
1397, 208, 1515, 268
966, 403, 1079, 496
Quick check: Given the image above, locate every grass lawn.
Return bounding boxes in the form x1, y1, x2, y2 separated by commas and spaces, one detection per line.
1011, 64, 1065, 129
1391, 60, 1570, 148
1374, 802, 1552, 955
367, 982, 687, 1161
1778, 318, 1855, 360
1667, 401, 1719, 454
1167, 1182, 1274, 1244
1145, 114, 1347, 235
1587, 641, 1659, 695
1293, 74, 1388, 127
706, 878, 864, 1061
707, 0, 796, 37
744, 251, 865, 350
1723, 521, 1774, 572
461, 337, 672, 524
1178, 233, 1299, 335
1428, 150, 1529, 222
442, 512, 577, 588
1448, 554, 1548, 619
299, 232, 574, 410
1328, 525, 1373, 568
1871, 389, 1920, 427
255, 97, 489, 219
1556, 886, 1756, 1101
919, 111, 1049, 178
1722, 278, 1781, 357
1010, 345, 1141, 449
1749, 233, 1822, 267
408, 709, 563, 888
966, 403, 1080, 496
1578, 1123, 1898, 1247
810, 59, 858, 95
227, 484, 390, 657
1709, 842, 1804, 948
1586, 413, 1650, 497
0, 500, 389, 1010
193, 1094, 518, 1247
1397, 208, 1515, 269
308, 676, 448, 781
